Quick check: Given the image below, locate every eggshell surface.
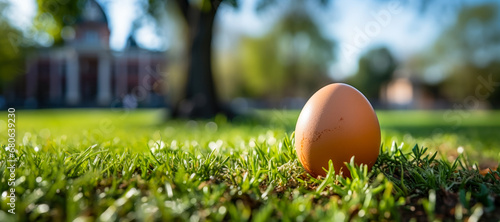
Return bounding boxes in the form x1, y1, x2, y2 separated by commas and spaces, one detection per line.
295, 83, 380, 177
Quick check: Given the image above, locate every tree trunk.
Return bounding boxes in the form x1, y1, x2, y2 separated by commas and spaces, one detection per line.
171, 2, 222, 119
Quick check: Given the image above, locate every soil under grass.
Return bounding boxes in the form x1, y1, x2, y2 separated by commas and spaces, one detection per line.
1, 109, 499, 221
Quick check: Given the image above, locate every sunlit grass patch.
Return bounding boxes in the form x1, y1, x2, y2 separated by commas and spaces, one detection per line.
0, 109, 499, 221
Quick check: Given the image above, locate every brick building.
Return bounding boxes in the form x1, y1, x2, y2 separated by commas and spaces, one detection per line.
3, 0, 166, 109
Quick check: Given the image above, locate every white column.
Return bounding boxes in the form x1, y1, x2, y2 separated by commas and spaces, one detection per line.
97, 54, 112, 105
66, 49, 80, 105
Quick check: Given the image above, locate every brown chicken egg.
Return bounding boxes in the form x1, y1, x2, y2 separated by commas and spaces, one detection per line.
295, 83, 380, 177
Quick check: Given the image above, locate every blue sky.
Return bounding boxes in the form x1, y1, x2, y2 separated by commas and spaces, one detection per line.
6, 0, 496, 79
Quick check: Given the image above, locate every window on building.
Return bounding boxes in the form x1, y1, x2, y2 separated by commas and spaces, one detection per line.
85, 30, 99, 44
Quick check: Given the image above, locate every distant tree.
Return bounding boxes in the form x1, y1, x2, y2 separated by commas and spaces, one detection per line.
238, 6, 334, 100
426, 3, 500, 107
349, 47, 397, 101
147, 0, 330, 118
33, 0, 82, 45
0, 1, 28, 92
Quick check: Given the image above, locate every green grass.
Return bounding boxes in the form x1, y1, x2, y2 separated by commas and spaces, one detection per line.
1, 109, 499, 221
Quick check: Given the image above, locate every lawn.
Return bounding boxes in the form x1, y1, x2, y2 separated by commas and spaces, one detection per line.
1, 109, 499, 221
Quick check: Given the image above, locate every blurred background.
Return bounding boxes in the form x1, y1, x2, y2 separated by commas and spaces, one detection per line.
0, 0, 499, 118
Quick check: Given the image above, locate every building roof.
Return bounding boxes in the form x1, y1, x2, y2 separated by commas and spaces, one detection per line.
126, 35, 139, 48
77, 0, 108, 24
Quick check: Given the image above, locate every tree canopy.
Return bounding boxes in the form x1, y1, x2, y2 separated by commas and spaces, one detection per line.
239, 8, 334, 99
0, 1, 27, 91
421, 3, 500, 107
349, 47, 397, 101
